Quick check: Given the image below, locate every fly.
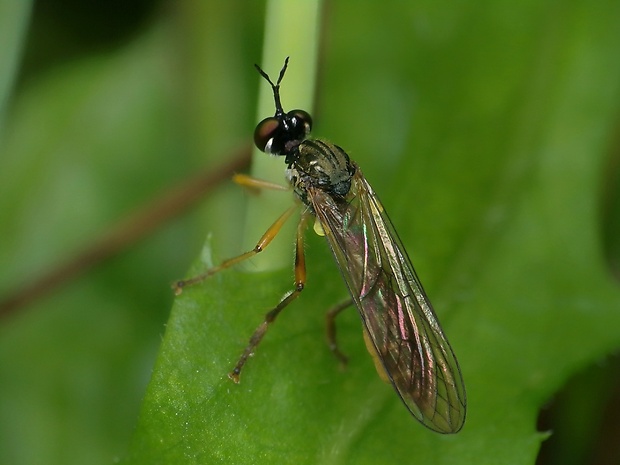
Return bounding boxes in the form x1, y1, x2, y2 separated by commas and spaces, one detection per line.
174, 58, 466, 433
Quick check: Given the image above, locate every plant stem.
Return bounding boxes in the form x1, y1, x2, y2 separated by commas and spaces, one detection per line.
241, 0, 323, 271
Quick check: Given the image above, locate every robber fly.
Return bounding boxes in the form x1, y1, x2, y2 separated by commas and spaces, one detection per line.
174, 58, 466, 433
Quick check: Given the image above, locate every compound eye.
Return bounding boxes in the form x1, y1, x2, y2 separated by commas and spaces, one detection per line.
254, 117, 279, 152
289, 109, 313, 135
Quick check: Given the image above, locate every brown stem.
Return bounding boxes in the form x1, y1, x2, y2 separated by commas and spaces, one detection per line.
0, 145, 251, 320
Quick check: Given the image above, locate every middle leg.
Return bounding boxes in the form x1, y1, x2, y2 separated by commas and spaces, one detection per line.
228, 211, 312, 383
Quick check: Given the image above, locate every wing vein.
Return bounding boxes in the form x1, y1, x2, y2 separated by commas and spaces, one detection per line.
309, 166, 466, 433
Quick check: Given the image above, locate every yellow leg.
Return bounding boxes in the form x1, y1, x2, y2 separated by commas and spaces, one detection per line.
228, 211, 311, 383
232, 173, 289, 191
172, 204, 298, 294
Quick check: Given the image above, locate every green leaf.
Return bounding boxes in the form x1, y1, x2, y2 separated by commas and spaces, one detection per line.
0, 5, 258, 465
0, 0, 31, 127
126, 2, 620, 465
2, 1, 620, 465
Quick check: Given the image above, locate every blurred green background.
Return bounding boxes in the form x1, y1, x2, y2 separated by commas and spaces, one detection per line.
1, 1, 620, 464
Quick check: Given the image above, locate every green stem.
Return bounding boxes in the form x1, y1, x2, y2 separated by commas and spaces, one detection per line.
241, 0, 323, 271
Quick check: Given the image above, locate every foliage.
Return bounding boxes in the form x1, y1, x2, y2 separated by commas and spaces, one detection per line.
1, 1, 620, 464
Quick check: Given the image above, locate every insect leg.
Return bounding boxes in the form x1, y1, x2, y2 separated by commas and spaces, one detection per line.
232, 173, 289, 191
172, 204, 298, 294
228, 211, 311, 383
325, 299, 354, 366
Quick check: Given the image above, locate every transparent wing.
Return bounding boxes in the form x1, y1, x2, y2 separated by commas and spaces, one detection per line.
309, 165, 466, 433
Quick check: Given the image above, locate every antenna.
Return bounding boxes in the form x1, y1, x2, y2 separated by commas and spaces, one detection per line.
254, 57, 290, 117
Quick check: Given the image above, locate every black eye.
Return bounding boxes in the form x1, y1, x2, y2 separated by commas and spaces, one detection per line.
288, 110, 312, 134
254, 117, 279, 152
253, 110, 314, 155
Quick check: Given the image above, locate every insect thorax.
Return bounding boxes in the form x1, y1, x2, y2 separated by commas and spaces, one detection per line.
286, 138, 356, 207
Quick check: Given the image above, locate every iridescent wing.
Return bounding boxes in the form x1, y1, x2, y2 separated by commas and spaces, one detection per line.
308, 163, 466, 433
